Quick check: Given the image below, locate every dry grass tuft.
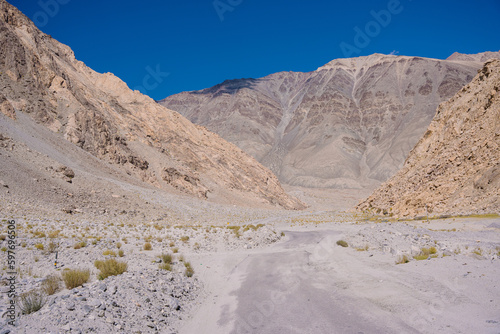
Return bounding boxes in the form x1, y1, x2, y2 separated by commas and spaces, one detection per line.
95, 259, 127, 280
62, 269, 90, 289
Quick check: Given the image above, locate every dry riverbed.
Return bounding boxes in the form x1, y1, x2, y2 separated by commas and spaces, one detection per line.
1, 212, 499, 333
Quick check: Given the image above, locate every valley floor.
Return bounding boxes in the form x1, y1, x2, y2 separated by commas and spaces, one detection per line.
1, 201, 499, 333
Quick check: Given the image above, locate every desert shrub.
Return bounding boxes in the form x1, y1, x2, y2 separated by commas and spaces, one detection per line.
160, 253, 173, 264
47, 241, 59, 253
178, 254, 185, 262
356, 245, 369, 251
48, 230, 60, 238
336, 240, 348, 248
116, 242, 122, 249
180, 236, 190, 243
18, 290, 46, 314
102, 249, 117, 256
396, 254, 410, 264
169, 241, 175, 247
184, 262, 194, 277
413, 247, 438, 260
0, 234, 7, 241
159, 263, 172, 271
42, 275, 61, 295
172, 247, 179, 253
35, 243, 44, 250
118, 249, 124, 257
62, 269, 90, 289
144, 242, 152, 251
74, 241, 86, 250
94, 259, 127, 280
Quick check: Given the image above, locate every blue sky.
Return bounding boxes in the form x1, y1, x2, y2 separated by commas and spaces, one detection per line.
8, 0, 500, 100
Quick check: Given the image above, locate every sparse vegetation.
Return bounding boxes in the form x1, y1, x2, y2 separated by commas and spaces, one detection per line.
172, 247, 179, 253
118, 249, 124, 257
184, 262, 194, 277
102, 249, 117, 256
35, 243, 44, 250
180, 236, 190, 243
116, 242, 122, 249
94, 259, 128, 280
144, 242, 152, 251
336, 240, 348, 248
62, 269, 90, 289
18, 290, 46, 314
356, 245, 369, 251
396, 254, 410, 264
160, 253, 173, 264
42, 275, 61, 295
413, 247, 438, 260
74, 241, 86, 249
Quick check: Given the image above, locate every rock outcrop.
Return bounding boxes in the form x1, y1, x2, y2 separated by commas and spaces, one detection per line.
0, 0, 304, 210
357, 60, 500, 217
160, 53, 499, 189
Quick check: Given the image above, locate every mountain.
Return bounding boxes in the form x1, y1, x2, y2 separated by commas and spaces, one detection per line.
357, 59, 500, 217
159, 53, 500, 189
447, 51, 500, 62
0, 0, 304, 212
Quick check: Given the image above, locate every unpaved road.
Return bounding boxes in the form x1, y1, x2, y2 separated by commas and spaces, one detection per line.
180, 220, 500, 334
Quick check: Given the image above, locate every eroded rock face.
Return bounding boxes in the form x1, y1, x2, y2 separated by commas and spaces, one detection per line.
357, 60, 500, 218
0, 0, 304, 210
160, 53, 499, 189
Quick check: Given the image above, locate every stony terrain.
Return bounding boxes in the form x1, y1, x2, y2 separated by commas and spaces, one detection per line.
357, 60, 500, 218
159, 52, 499, 189
0, 212, 286, 333
0, 0, 304, 211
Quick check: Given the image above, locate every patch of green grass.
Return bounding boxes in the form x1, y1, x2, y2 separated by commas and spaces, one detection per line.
62, 269, 90, 289
336, 240, 348, 248
94, 259, 127, 280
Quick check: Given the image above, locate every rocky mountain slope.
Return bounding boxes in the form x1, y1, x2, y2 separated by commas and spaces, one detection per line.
447, 50, 500, 62
357, 59, 500, 217
0, 0, 304, 212
160, 53, 500, 189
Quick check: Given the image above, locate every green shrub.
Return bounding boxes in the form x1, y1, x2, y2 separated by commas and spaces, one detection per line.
336, 240, 348, 248
18, 290, 46, 314
62, 269, 90, 289
94, 259, 127, 280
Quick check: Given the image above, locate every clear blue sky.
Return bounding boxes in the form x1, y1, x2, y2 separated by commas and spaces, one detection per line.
8, 0, 500, 100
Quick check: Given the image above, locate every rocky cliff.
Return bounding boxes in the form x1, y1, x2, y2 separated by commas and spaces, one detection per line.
160, 53, 499, 189
357, 60, 500, 217
0, 0, 304, 210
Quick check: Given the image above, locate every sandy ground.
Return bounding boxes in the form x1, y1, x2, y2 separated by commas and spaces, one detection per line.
179, 213, 500, 334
